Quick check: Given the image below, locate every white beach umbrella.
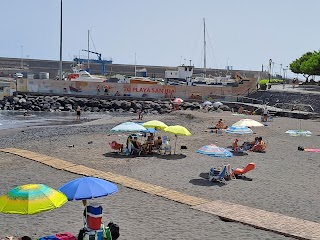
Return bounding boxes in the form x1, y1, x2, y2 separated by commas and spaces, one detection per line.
232, 119, 264, 127
213, 102, 223, 108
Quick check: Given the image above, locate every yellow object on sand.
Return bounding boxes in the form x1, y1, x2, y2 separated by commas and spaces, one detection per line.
0, 184, 67, 215
143, 120, 168, 130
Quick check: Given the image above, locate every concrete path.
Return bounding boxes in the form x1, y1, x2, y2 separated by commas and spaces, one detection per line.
2, 147, 320, 240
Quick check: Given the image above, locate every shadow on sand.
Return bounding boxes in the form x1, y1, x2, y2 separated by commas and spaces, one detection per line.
155, 154, 187, 160
189, 178, 226, 187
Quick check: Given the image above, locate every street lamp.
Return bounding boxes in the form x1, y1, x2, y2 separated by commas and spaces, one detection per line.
21, 45, 24, 69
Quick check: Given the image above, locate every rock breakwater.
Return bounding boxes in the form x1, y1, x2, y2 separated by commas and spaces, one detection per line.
0, 95, 229, 114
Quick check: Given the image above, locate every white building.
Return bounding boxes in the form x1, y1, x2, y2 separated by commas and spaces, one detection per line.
165, 65, 194, 81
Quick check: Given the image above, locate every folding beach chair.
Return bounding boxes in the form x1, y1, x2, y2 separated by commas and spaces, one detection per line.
109, 141, 123, 154
233, 163, 255, 178
209, 165, 227, 184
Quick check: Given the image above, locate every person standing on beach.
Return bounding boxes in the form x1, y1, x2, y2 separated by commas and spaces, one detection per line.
97, 84, 101, 95
76, 106, 81, 120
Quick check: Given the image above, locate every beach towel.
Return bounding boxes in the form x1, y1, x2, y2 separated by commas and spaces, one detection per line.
304, 148, 320, 152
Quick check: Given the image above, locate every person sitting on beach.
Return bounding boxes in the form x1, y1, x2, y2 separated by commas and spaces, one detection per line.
131, 137, 142, 151
232, 139, 240, 152
215, 119, 227, 133
238, 106, 244, 114
250, 137, 266, 152
145, 133, 155, 153
3, 236, 32, 240
154, 136, 162, 148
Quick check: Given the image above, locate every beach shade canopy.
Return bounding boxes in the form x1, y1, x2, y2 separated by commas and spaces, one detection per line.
137, 122, 157, 133
197, 144, 233, 158
212, 102, 223, 108
164, 125, 192, 136
232, 119, 264, 127
285, 130, 313, 137
59, 177, 118, 201
173, 98, 184, 104
202, 101, 212, 106
226, 126, 253, 135
0, 184, 67, 215
142, 120, 168, 130
164, 125, 192, 154
111, 122, 147, 132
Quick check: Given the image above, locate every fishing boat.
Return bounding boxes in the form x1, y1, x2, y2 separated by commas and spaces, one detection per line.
66, 64, 107, 83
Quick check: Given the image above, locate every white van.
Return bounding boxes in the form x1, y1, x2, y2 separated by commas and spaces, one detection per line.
14, 73, 23, 78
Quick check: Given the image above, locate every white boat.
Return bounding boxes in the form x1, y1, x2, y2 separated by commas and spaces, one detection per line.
66, 64, 107, 82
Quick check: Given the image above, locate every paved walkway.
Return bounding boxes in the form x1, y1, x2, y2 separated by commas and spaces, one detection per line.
2, 147, 320, 240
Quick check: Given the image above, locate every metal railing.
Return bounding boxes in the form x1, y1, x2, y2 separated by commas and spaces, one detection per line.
273, 103, 314, 113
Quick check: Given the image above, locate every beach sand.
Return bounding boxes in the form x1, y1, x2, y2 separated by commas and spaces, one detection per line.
0, 110, 319, 239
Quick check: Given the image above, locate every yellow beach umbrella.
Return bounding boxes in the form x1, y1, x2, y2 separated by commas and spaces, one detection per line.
232, 119, 264, 127
0, 184, 67, 215
164, 125, 192, 154
143, 120, 168, 130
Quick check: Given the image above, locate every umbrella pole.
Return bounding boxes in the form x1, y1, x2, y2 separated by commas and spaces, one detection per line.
174, 135, 177, 154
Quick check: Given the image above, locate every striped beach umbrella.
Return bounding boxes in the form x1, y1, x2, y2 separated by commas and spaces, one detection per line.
0, 184, 67, 215
197, 144, 233, 158
226, 126, 253, 135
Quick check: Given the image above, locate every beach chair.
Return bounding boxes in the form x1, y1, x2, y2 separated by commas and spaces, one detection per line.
128, 141, 143, 156
158, 136, 171, 155
109, 141, 123, 154
209, 165, 227, 183
233, 163, 255, 178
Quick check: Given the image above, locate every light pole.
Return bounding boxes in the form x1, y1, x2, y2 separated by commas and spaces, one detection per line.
21, 45, 24, 69
268, 59, 272, 82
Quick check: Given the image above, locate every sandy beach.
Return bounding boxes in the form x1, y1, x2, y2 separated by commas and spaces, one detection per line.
0, 109, 319, 240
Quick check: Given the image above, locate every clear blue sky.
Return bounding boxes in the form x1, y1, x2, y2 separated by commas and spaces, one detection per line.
1, 0, 319, 78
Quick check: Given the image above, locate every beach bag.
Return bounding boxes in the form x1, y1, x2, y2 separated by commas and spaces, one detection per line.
108, 222, 120, 240
55, 232, 77, 240
39, 236, 60, 240
101, 225, 112, 240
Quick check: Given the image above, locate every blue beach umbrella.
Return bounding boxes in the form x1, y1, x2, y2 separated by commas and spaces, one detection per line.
137, 122, 157, 133
197, 144, 233, 158
226, 126, 253, 135
111, 122, 147, 132
59, 177, 118, 201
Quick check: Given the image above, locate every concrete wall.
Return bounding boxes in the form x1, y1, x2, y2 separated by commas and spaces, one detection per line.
17, 77, 257, 101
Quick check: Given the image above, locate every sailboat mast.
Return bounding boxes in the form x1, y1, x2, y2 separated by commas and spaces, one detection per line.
87, 30, 90, 70
203, 18, 207, 77
59, 0, 63, 80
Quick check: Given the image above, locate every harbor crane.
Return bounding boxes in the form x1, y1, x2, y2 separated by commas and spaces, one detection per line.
73, 50, 112, 75
82, 49, 102, 61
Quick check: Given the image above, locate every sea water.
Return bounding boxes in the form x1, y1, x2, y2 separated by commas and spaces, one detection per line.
0, 110, 105, 130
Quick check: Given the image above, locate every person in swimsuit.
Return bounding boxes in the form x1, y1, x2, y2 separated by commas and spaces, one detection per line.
76, 106, 81, 120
